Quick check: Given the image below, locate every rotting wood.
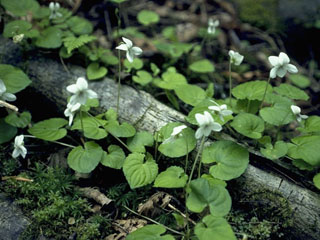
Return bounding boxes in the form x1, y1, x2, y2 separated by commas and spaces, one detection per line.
78, 187, 113, 207
0, 37, 319, 240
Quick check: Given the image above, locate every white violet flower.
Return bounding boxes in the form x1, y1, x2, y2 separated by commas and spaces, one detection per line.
291, 105, 308, 122
0, 79, 16, 102
195, 111, 222, 139
64, 102, 81, 126
207, 19, 219, 35
268, 52, 298, 78
229, 50, 244, 66
12, 135, 27, 158
116, 37, 142, 63
49, 2, 62, 19
66, 77, 98, 105
208, 102, 233, 121
163, 125, 187, 144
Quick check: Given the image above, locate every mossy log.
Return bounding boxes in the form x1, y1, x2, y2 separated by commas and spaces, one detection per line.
0, 37, 320, 240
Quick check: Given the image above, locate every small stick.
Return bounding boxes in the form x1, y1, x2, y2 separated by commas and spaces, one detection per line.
0, 100, 18, 112
1, 176, 33, 182
167, 203, 196, 225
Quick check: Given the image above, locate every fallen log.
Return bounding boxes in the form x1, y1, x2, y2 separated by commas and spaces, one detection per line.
0, 37, 319, 240
0, 193, 30, 240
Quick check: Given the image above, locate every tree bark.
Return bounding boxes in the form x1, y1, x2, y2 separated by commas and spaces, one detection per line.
0, 37, 319, 240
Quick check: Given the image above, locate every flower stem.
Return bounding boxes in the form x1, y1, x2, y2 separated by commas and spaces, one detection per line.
188, 136, 205, 185
184, 137, 189, 173
247, 100, 251, 113
86, 112, 132, 152
154, 131, 159, 161
117, 49, 121, 115
260, 77, 271, 109
229, 61, 232, 107
80, 110, 85, 134
274, 111, 291, 142
113, 134, 131, 152
24, 135, 76, 148
116, 3, 121, 115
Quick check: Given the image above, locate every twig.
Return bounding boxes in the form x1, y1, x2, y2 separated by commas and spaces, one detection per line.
1, 176, 33, 182
167, 203, 196, 225
0, 100, 18, 111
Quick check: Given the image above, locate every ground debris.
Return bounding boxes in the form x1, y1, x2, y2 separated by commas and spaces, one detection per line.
137, 191, 172, 217
105, 218, 147, 240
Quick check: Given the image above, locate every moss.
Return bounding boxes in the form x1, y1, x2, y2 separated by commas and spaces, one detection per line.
0, 164, 112, 240
228, 189, 294, 240
233, 0, 283, 32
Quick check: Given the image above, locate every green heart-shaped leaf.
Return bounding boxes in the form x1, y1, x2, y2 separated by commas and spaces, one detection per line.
5, 111, 31, 128
28, 118, 68, 141
0, 64, 31, 93
288, 135, 320, 166
123, 153, 158, 189
186, 178, 231, 217
137, 10, 160, 26
232, 80, 272, 101
67, 141, 103, 173
158, 122, 196, 158
33, 7, 50, 19
260, 141, 288, 160
3, 20, 32, 38
292, 159, 314, 171
132, 70, 153, 86
127, 131, 154, 153
87, 62, 108, 80
189, 59, 215, 73
105, 108, 117, 121
0, 118, 17, 144
202, 141, 249, 180
259, 103, 295, 126
126, 225, 174, 240
1, 0, 39, 16
174, 84, 207, 106
154, 166, 188, 188
194, 215, 236, 240
299, 116, 320, 134
100, 145, 125, 169
152, 72, 187, 90
230, 113, 264, 139
264, 93, 293, 106
233, 99, 261, 114
72, 115, 107, 140
105, 120, 136, 138
274, 83, 309, 100
124, 58, 144, 71
313, 173, 320, 190
201, 174, 227, 188
289, 74, 310, 89
35, 27, 62, 49
67, 16, 93, 35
